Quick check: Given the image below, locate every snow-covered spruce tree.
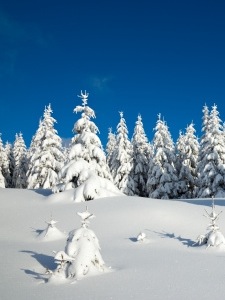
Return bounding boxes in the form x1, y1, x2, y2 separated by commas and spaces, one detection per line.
0, 135, 6, 187
4, 142, 14, 187
26, 118, 44, 182
197, 104, 225, 198
146, 114, 178, 199
176, 123, 199, 198
195, 104, 210, 196
131, 114, 152, 197
12, 133, 28, 188
110, 112, 135, 195
195, 198, 225, 249
0, 137, 13, 188
37, 218, 66, 241
48, 207, 108, 282
27, 104, 65, 189
0, 166, 5, 187
106, 127, 116, 171
54, 91, 122, 201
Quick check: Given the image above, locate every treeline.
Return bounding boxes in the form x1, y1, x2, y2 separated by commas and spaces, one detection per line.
0, 91, 225, 200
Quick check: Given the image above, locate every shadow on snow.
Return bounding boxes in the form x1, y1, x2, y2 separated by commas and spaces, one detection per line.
20, 250, 57, 281
153, 230, 196, 247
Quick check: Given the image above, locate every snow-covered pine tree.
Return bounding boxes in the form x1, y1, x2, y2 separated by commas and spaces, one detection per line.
26, 118, 44, 180
37, 218, 66, 241
48, 207, 108, 282
146, 114, 178, 199
110, 112, 135, 195
0, 134, 6, 188
28, 119, 44, 158
54, 91, 121, 201
0, 139, 13, 188
27, 104, 65, 189
195, 105, 210, 196
12, 133, 28, 188
197, 104, 225, 198
4, 142, 14, 187
106, 127, 116, 171
0, 166, 5, 187
176, 123, 199, 198
131, 114, 152, 197
195, 198, 225, 248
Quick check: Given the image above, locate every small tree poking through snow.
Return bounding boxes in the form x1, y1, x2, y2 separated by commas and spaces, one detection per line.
48, 207, 108, 283
37, 218, 66, 242
195, 198, 225, 249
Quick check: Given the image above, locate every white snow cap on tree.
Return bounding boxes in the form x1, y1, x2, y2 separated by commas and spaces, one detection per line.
54, 91, 123, 201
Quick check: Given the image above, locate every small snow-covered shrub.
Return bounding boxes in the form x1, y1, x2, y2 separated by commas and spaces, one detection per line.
194, 199, 225, 249
48, 207, 110, 283
37, 218, 66, 242
137, 232, 147, 242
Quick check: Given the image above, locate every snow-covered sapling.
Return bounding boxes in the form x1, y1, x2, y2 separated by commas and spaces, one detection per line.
37, 217, 66, 241
48, 207, 108, 283
195, 198, 225, 249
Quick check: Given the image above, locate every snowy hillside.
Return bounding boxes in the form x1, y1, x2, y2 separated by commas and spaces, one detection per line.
1, 189, 225, 299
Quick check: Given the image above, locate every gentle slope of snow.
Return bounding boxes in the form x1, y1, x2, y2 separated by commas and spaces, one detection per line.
1, 188, 225, 299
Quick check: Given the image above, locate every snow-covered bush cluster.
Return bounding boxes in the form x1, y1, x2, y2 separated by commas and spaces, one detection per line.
1, 91, 225, 200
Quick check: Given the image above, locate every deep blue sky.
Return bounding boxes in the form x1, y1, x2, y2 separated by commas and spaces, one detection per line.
1, 0, 225, 148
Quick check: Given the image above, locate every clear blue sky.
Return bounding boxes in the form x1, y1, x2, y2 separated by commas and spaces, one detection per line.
1, 0, 225, 148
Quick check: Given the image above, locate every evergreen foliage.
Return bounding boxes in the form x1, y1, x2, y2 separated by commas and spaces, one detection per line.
1, 95, 225, 200
147, 115, 178, 199
54, 91, 117, 201
197, 105, 225, 198
0, 135, 6, 188
27, 104, 64, 189
4, 142, 14, 187
106, 128, 116, 170
131, 115, 152, 197
110, 112, 135, 195
176, 123, 199, 198
12, 133, 28, 188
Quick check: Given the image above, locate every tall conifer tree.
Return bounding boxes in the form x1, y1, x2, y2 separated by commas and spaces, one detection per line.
131, 115, 152, 196
147, 115, 178, 199
176, 123, 199, 198
197, 105, 225, 197
55, 91, 116, 200
110, 112, 135, 195
12, 133, 28, 188
27, 104, 64, 189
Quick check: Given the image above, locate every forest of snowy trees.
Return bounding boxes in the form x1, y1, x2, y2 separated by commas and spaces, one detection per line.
1, 91, 225, 200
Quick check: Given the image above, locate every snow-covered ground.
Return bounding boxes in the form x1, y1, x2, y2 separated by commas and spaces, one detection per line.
1, 188, 225, 300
